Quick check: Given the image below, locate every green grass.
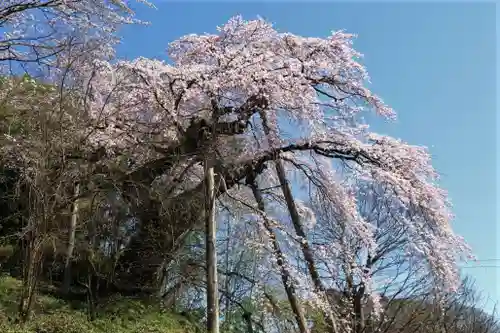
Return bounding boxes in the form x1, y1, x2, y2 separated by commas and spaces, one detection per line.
0, 275, 201, 333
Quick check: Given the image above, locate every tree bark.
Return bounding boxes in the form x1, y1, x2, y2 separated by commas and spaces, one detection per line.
162, 281, 184, 309
242, 312, 255, 333
62, 182, 80, 294
224, 216, 232, 324
248, 175, 310, 333
205, 154, 219, 333
352, 254, 375, 333
18, 236, 42, 323
353, 288, 366, 333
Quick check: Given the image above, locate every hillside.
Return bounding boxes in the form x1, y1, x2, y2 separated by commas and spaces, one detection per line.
0, 275, 201, 333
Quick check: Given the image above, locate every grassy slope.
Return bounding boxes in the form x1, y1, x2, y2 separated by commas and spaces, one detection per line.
0, 275, 201, 333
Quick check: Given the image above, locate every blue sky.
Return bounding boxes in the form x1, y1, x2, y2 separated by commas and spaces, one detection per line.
116, 1, 498, 312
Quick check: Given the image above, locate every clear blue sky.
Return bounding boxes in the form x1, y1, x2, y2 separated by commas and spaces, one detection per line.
117, 1, 498, 311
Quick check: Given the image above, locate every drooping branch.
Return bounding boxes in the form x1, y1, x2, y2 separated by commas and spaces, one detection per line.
259, 110, 338, 333
111, 134, 406, 292
246, 172, 310, 333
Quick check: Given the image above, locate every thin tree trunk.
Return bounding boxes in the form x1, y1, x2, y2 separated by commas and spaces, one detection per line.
63, 182, 80, 294
224, 217, 231, 324
24, 253, 41, 322
353, 288, 365, 333
259, 111, 338, 333
248, 174, 310, 333
18, 238, 42, 323
242, 312, 255, 333
162, 281, 184, 309
205, 156, 220, 333
87, 275, 97, 321
353, 255, 375, 333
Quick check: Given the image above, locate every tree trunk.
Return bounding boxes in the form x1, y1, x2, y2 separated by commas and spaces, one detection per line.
242, 312, 255, 333
353, 288, 365, 333
224, 217, 232, 324
259, 111, 338, 333
205, 156, 220, 333
162, 281, 184, 309
18, 237, 42, 323
62, 182, 80, 294
248, 175, 310, 333
353, 255, 374, 333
